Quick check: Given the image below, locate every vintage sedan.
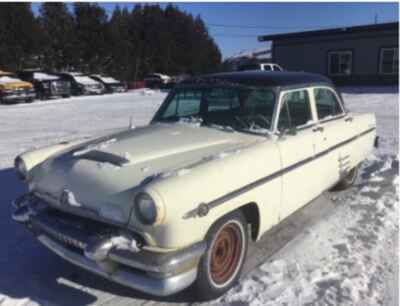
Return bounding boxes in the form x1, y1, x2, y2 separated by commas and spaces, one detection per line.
12, 71, 377, 298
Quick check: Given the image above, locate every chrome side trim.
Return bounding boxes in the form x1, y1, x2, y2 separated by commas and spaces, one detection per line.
37, 235, 198, 296
184, 127, 376, 219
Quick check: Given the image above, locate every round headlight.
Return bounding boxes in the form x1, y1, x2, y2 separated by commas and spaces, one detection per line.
14, 156, 28, 181
134, 193, 157, 225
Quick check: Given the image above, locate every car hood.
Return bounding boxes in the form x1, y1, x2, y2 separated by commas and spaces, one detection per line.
32, 123, 258, 225
0, 81, 33, 90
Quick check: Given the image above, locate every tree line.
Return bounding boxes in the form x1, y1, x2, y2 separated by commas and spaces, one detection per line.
0, 3, 222, 82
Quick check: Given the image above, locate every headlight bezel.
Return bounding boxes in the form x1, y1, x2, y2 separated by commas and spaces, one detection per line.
14, 156, 28, 181
134, 192, 158, 225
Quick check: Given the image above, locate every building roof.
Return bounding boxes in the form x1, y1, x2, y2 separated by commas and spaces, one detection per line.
184, 71, 333, 88
258, 22, 399, 42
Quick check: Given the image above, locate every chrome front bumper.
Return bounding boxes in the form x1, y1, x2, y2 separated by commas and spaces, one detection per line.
12, 195, 206, 296
1, 92, 35, 102
37, 235, 198, 296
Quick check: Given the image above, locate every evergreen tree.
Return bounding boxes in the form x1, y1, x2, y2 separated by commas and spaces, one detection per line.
0, 3, 222, 78
107, 5, 132, 81
38, 3, 76, 71
0, 3, 42, 70
74, 3, 109, 73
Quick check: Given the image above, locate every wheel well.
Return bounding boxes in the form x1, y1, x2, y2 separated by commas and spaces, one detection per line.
239, 202, 260, 241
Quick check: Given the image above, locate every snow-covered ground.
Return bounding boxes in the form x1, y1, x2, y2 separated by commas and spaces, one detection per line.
0, 87, 398, 306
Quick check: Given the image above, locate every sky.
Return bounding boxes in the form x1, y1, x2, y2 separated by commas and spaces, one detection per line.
31, 2, 399, 59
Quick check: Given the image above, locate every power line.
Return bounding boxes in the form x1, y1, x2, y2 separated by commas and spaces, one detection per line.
206, 23, 346, 30
212, 33, 260, 37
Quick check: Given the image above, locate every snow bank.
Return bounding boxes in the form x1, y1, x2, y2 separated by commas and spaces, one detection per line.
219, 153, 398, 306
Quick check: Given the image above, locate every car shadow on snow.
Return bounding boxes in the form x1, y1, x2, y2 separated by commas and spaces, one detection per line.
0, 155, 395, 305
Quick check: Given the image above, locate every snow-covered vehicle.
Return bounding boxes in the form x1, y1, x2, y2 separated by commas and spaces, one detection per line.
0, 70, 36, 104
56, 72, 105, 96
17, 70, 71, 100
238, 62, 284, 72
144, 73, 171, 89
12, 71, 378, 298
90, 75, 127, 93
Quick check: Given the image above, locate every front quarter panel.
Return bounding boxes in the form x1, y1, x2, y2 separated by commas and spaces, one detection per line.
134, 140, 282, 249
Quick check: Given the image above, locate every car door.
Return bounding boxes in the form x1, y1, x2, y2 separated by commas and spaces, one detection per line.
275, 88, 321, 221
311, 86, 356, 191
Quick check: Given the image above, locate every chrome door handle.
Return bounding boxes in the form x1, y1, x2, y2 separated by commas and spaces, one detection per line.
312, 126, 324, 132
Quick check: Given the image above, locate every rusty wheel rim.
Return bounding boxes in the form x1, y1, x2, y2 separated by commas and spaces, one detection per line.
210, 222, 243, 285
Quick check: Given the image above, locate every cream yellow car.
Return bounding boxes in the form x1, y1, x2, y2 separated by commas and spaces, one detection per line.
12, 71, 377, 298
0, 70, 35, 104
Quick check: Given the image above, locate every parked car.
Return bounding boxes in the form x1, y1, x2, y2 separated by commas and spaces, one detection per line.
238, 62, 284, 72
12, 71, 377, 298
55, 72, 105, 95
144, 73, 171, 89
90, 75, 127, 93
0, 70, 35, 104
17, 70, 71, 100
161, 74, 191, 91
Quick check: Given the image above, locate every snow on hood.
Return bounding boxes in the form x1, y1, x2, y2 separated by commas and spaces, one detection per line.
0, 76, 23, 84
33, 72, 59, 81
31, 123, 258, 224
73, 75, 99, 85
98, 76, 120, 84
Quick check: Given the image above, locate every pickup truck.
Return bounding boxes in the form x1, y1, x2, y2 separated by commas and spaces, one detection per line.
12, 71, 377, 298
0, 70, 35, 104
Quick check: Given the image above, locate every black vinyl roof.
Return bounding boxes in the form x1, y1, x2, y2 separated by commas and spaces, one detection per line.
258, 22, 398, 42
183, 71, 333, 88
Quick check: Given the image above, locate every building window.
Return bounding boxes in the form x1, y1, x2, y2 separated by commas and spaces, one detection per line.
379, 47, 398, 75
328, 51, 352, 76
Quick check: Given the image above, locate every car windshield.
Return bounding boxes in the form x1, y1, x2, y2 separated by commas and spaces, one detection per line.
154, 86, 276, 133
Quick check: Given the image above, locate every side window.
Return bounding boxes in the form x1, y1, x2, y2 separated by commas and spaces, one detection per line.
314, 88, 344, 120
162, 90, 201, 118
278, 90, 312, 131
262, 65, 272, 71
273, 65, 282, 72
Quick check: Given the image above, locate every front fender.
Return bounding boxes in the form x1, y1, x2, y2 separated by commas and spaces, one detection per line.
137, 140, 282, 249
17, 139, 88, 173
